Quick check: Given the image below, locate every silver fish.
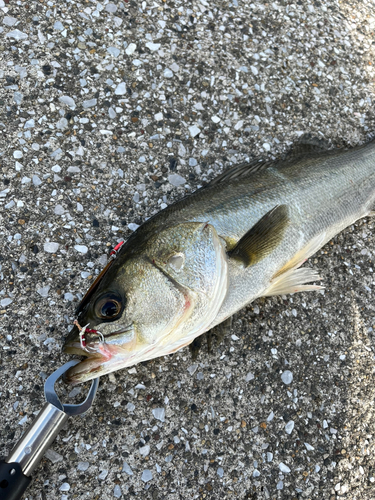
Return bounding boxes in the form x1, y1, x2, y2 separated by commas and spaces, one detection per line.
64, 136, 375, 384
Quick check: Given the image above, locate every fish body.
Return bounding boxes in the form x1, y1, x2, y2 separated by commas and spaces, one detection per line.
64, 138, 375, 384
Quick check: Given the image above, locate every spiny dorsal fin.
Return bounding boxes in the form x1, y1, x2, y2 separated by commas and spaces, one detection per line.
208, 134, 344, 187
208, 158, 274, 186
228, 205, 290, 267
284, 133, 333, 158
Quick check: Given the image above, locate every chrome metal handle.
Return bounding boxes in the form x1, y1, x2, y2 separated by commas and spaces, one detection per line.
5, 402, 68, 476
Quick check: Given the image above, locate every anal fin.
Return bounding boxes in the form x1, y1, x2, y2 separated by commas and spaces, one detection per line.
273, 232, 326, 279
264, 267, 323, 297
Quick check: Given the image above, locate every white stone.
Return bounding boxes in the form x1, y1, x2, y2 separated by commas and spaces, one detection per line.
152, 407, 165, 422
125, 43, 137, 55
113, 485, 122, 498
122, 462, 133, 475
83, 99, 97, 108
154, 112, 163, 121
146, 42, 161, 51
234, 120, 244, 130
54, 21, 64, 31
304, 442, 314, 451
32, 175, 42, 186
4, 16, 17, 26
14, 150, 23, 159
60, 483, 70, 492
251, 65, 258, 75
189, 125, 201, 137
279, 462, 291, 473
1, 298, 13, 307
141, 469, 153, 482
98, 469, 108, 480
37, 286, 50, 298
139, 445, 150, 457
281, 370, 293, 385
24, 119, 35, 129
44, 242, 59, 253
13, 92, 23, 105
74, 245, 88, 254
178, 143, 186, 157
115, 82, 126, 95
211, 115, 221, 123
105, 3, 117, 12
59, 96, 76, 109
45, 449, 63, 463
164, 68, 173, 78
77, 461, 90, 471
56, 117, 68, 130
245, 372, 254, 382
263, 143, 271, 151
107, 47, 120, 57
6, 30, 28, 40
168, 173, 185, 187
285, 421, 294, 434
128, 223, 140, 231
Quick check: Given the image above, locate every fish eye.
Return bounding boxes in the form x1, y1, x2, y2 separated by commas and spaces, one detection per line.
94, 292, 123, 321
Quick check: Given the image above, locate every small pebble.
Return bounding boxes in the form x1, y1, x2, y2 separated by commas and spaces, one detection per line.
113, 485, 122, 498
37, 286, 50, 298
44, 242, 59, 253
45, 449, 63, 464
77, 462, 90, 471
281, 370, 293, 385
279, 462, 291, 473
152, 408, 165, 422
141, 469, 153, 483
125, 43, 136, 55
60, 483, 70, 492
6, 30, 28, 40
1, 298, 13, 307
98, 469, 108, 480
189, 125, 201, 138
122, 462, 133, 475
285, 421, 295, 434
74, 245, 88, 254
83, 99, 97, 108
168, 174, 186, 187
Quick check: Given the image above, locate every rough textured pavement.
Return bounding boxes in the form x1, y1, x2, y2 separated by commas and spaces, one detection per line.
1, 0, 375, 499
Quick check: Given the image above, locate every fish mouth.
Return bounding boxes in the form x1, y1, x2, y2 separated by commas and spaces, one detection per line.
63, 324, 134, 384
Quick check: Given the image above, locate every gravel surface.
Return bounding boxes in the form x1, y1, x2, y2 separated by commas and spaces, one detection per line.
1, 0, 375, 499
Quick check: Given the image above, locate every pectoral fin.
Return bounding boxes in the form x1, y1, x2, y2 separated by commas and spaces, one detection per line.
228, 205, 290, 267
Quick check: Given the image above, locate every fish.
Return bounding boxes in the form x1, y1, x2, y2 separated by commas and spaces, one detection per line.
63, 136, 375, 384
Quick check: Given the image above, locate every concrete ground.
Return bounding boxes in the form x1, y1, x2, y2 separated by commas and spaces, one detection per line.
1, 0, 375, 499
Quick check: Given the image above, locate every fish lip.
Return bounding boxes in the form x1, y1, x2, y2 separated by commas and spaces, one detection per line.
64, 354, 107, 385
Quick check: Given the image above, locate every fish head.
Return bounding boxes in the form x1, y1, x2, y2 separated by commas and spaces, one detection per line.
63, 222, 228, 384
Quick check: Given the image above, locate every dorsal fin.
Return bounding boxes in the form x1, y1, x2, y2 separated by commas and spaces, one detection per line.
208, 158, 274, 186
208, 134, 345, 187
284, 133, 333, 158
